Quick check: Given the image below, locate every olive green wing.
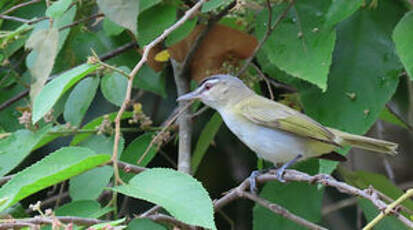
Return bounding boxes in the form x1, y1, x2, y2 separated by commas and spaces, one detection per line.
236, 96, 340, 146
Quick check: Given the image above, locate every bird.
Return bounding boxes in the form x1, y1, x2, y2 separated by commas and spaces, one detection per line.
177, 74, 398, 192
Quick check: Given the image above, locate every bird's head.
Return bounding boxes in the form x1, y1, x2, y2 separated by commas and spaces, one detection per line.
177, 74, 253, 110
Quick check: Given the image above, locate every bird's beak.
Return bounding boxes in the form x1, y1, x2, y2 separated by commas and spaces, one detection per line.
177, 90, 201, 102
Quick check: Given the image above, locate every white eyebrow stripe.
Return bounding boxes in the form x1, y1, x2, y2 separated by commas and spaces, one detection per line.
202, 79, 219, 85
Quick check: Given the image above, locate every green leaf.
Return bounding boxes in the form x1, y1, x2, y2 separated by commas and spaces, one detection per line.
253, 160, 323, 230
96, 0, 139, 34
138, 4, 177, 46
324, 0, 363, 29
134, 64, 166, 97
128, 218, 166, 230
379, 107, 408, 128
201, 0, 232, 13
45, 0, 72, 19
192, 113, 222, 174
299, 1, 405, 173
54, 5, 77, 52
32, 64, 98, 124
165, 17, 198, 46
101, 67, 128, 106
55, 200, 105, 218
341, 169, 413, 230
140, 0, 162, 13
64, 77, 100, 126
26, 28, 59, 102
103, 18, 125, 37
358, 199, 407, 230
256, 0, 336, 90
0, 146, 111, 211
112, 168, 216, 229
393, 11, 413, 80
119, 133, 158, 182
0, 125, 52, 176
69, 135, 124, 200
70, 112, 132, 146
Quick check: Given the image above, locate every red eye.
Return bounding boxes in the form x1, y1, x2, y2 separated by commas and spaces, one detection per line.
204, 83, 212, 90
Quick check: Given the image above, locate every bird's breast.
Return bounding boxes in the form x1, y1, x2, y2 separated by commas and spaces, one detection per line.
219, 110, 322, 164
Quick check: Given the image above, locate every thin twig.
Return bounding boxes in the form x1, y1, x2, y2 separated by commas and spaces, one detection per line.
363, 189, 413, 230
112, 0, 207, 184
0, 14, 30, 23
250, 63, 274, 100
58, 13, 104, 31
146, 214, 196, 230
214, 169, 413, 229
1, 0, 41, 15
242, 191, 327, 230
138, 101, 194, 164
0, 216, 105, 228
237, 0, 294, 76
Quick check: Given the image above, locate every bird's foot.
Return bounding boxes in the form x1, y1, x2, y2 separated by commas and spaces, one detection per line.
248, 170, 262, 194
275, 168, 286, 183
274, 154, 303, 183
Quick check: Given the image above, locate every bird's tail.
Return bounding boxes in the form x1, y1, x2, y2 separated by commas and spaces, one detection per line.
328, 128, 398, 156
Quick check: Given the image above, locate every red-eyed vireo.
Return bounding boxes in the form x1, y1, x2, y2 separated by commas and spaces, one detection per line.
177, 74, 398, 191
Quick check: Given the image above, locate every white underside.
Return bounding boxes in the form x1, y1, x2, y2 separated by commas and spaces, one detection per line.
219, 109, 319, 164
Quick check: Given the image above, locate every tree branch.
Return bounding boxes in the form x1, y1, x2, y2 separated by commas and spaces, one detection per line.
0, 216, 104, 228
1, 0, 41, 15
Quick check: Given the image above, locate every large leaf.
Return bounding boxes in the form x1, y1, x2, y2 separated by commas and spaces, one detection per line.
96, 0, 139, 34
119, 133, 158, 182
0, 125, 52, 176
299, 0, 405, 174
112, 168, 216, 229
64, 76, 100, 126
201, 0, 232, 13
69, 135, 124, 201
253, 160, 323, 230
191, 112, 222, 174
26, 28, 59, 102
256, 1, 332, 90
32, 64, 98, 124
393, 11, 413, 80
0, 147, 110, 211
101, 67, 128, 106
138, 4, 177, 46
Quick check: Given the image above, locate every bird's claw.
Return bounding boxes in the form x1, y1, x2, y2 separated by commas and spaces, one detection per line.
248, 170, 261, 194
276, 168, 286, 183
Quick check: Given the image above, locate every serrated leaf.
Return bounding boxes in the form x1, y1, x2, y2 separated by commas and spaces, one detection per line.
55, 200, 103, 217
324, 0, 363, 29
112, 168, 216, 229
0, 147, 111, 211
0, 125, 52, 176
32, 64, 98, 124
192, 113, 222, 174
26, 28, 59, 102
64, 77, 100, 126
119, 133, 158, 182
134, 65, 166, 97
45, 0, 72, 19
393, 11, 413, 80
138, 4, 177, 46
70, 112, 132, 146
97, 0, 139, 34
101, 67, 128, 106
